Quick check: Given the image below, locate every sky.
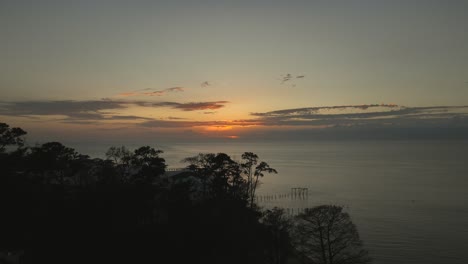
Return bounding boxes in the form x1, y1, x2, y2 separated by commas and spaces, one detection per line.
1, 0, 468, 142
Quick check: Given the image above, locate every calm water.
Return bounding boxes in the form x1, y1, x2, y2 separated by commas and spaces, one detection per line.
67, 139, 468, 264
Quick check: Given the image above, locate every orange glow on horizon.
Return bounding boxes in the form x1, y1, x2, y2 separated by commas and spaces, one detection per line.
204, 125, 233, 131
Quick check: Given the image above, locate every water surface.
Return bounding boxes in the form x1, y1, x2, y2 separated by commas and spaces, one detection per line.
68, 139, 468, 264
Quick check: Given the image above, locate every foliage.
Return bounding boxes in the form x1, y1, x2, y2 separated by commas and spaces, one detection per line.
26, 142, 88, 185
130, 146, 166, 184
0, 122, 26, 152
183, 151, 277, 205
292, 205, 372, 264
105, 146, 131, 165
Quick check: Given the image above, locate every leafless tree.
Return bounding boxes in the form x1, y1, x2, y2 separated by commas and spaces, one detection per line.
292, 205, 371, 264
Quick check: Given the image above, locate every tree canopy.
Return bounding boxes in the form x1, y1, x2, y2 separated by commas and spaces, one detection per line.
293, 205, 371, 264
0, 122, 26, 153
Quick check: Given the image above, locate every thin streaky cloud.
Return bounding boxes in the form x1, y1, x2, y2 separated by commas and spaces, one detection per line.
0, 99, 230, 123
279, 73, 305, 87
171, 101, 228, 111
201, 81, 210, 88
117, 87, 184, 97
166, 116, 187, 120
280, 74, 292, 84
137, 101, 229, 111
251, 104, 400, 117
249, 105, 468, 128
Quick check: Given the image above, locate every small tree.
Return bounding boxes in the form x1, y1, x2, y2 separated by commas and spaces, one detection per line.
0, 123, 27, 153
105, 146, 131, 165
241, 152, 277, 207
105, 146, 132, 182
293, 205, 371, 264
130, 146, 166, 184
182, 153, 216, 196
241, 152, 258, 202
251, 161, 276, 207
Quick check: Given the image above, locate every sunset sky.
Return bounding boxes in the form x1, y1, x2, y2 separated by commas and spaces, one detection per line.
1, 0, 468, 142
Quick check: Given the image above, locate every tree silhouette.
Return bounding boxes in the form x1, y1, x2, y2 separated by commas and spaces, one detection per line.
182, 153, 215, 196
105, 145, 131, 165
130, 146, 166, 184
251, 161, 277, 207
242, 152, 278, 207
292, 205, 371, 264
183, 153, 246, 200
262, 207, 293, 264
104, 146, 132, 183
241, 152, 277, 207
184, 152, 277, 205
241, 152, 258, 204
27, 142, 87, 185
0, 122, 26, 153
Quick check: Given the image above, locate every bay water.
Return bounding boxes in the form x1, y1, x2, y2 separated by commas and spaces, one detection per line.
64, 139, 468, 264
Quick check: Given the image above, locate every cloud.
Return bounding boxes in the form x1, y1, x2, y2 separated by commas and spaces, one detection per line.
0, 100, 125, 119
251, 104, 400, 117
250, 104, 468, 128
171, 101, 228, 111
278, 73, 306, 87
117, 87, 184, 97
280, 74, 292, 84
139, 119, 261, 128
131, 100, 229, 111
0, 100, 154, 122
279, 73, 305, 83
241, 104, 468, 140
0, 99, 229, 123
201, 81, 210, 88
2, 98, 467, 140
166, 116, 187, 120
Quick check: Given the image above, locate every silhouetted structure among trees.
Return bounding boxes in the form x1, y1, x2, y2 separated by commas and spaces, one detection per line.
0, 122, 371, 264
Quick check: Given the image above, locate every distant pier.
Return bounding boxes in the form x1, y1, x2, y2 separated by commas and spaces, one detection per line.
255, 187, 311, 216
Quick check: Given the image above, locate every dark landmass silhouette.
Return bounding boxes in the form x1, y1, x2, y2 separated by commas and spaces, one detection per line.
0, 122, 370, 264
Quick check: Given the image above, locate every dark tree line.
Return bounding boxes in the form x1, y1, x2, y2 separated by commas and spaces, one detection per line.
0, 122, 370, 264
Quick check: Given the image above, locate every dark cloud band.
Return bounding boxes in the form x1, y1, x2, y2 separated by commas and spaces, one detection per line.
0, 99, 230, 122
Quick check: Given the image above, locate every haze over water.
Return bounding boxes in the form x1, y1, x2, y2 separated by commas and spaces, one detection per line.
68, 139, 468, 264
